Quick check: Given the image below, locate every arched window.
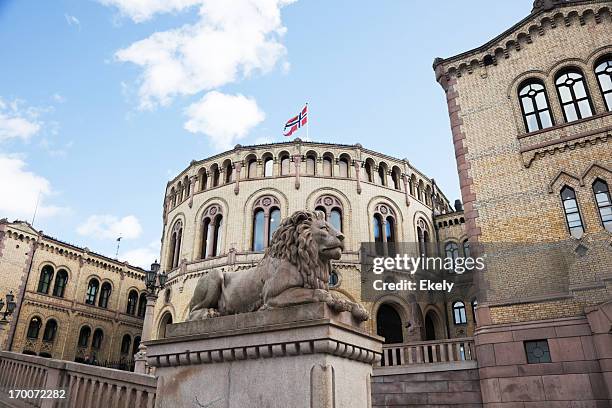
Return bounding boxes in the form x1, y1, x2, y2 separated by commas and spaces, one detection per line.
126, 290, 138, 315
385, 217, 395, 243
224, 160, 233, 184
560, 186, 584, 238
373, 214, 383, 243
391, 167, 401, 190
120, 334, 131, 355
210, 164, 220, 187
27, 317, 42, 339
518, 80, 554, 132
158, 313, 173, 338
200, 205, 223, 259
52, 269, 68, 297
85, 278, 99, 305
338, 156, 349, 178
462, 239, 470, 258
373, 204, 396, 254
247, 157, 257, 179
168, 220, 183, 269
252, 196, 281, 250
314, 195, 344, 232
98, 282, 111, 308
198, 168, 207, 191
184, 176, 190, 197
92, 329, 103, 350
365, 159, 374, 182
329, 271, 339, 287
445, 242, 459, 266
409, 175, 415, 196
37, 265, 54, 294
417, 219, 430, 257
452, 301, 467, 324
595, 56, 612, 111
555, 69, 594, 122
471, 299, 478, 325
137, 293, 147, 318
593, 179, 612, 231
42, 319, 57, 342
176, 181, 183, 203
425, 185, 432, 206
322, 155, 333, 177
280, 154, 291, 175
170, 187, 177, 208
417, 180, 424, 202
305, 153, 316, 176
77, 326, 91, 347
377, 163, 387, 186
263, 157, 273, 177
132, 336, 141, 356
376, 304, 403, 344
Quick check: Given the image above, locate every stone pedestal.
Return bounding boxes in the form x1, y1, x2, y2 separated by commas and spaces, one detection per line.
146, 303, 383, 408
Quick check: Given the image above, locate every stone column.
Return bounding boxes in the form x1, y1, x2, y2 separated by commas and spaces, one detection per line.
402, 174, 410, 206
354, 160, 362, 194
234, 162, 242, 195
293, 155, 302, 190
134, 292, 159, 374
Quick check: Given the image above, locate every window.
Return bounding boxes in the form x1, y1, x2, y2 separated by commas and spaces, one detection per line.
417, 219, 430, 257
280, 154, 291, 175
211, 165, 220, 187
560, 186, 584, 238
164, 288, 171, 304
98, 282, 111, 308
269, 208, 281, 244
463, 240, 470, 258
525, 340, 552, 364
251, 196, 281, 250
137, 293, 147, 318
377, 164, 386, 186
452, 301, 467, 324
338, 157, 349, 178
120, 334, 131, 355
126, 290, 138, 315
85, 279, 99, 305
322, 155, 333, 177
373, 204, 396, 254
42, 319, 57, 342
52, 269, 68, 297
409, 175, 415, 196
37, 265, 54, 294
329, 271, 339, 287
252, 210, 265, 251
168, 220, 183, 269
391, 167, 401, 190
132, 336, 141, 356
373, 215, 383, 243
247, 158, 257, 179
330, 209, 342, 232
92, 329, 103, 350
365, 159, 375, 182
263, 157, 273, 177
595, 56, 612, 111
471, 299, 478, 325
213, 216, 223, 257
445, 242, 460, 268
27, 317, 42, 339
315, 195, 344, 232
385, 217, 395, 243
224, 162, 233, 184
593, 179, 612, 232
198, 168, 207, 191
200, 206, 223, 259
417, 181, 424, 202
77, 326, 91, 347
555, 69, 594, 122
518, 80, 554, 132
305, 153, 316, 175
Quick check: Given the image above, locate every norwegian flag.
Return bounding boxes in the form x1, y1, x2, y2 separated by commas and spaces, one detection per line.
283, 104, 308, 137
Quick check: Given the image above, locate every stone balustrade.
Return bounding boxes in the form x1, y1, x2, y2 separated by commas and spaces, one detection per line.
0, 351, 157, 408
377, 337, 476, 367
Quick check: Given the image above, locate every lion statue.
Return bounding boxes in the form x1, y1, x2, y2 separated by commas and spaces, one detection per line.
187, 210, 369, 321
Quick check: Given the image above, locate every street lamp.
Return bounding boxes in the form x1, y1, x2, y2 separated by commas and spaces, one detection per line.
0, 291, 17, 322
145, 260, 166, 295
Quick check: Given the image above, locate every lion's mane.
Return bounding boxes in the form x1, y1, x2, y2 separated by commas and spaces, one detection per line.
265, 210, 330, 290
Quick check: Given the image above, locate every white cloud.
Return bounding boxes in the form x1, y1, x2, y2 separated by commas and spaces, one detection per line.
111, 0, 295, 109
0, 154, 66, 220
121, 241, 161, 269
52, 93, 66, 103
0, 98, 41, 142
77, 214, 143, 239
64, 14, 81, 29
184, 91, 265, 150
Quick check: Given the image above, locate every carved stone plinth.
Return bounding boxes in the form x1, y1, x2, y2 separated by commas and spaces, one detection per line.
146, 303, 383, 408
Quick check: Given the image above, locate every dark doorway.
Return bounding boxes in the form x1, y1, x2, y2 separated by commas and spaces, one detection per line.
376, 304, 403, 344
425, 312, 437, 341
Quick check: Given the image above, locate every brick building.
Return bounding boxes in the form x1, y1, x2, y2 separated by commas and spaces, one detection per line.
0, 219, 146, 366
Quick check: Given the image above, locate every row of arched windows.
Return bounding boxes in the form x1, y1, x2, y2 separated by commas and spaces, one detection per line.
77, 326, 104, 351
26, 317, 57, 343
120, 333, 141, 357
560, 179, 611, 238
518, 56, 612, 133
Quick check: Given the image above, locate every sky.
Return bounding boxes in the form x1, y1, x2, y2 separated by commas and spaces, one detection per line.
0, 0, 532, 268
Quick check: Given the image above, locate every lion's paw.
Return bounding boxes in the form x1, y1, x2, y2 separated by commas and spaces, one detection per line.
351, 303, 370, 322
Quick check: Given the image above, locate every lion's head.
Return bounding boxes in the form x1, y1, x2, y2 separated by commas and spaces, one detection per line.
266, 210, 345, 290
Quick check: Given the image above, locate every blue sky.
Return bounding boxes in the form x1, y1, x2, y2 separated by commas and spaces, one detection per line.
0, 0, 531, 267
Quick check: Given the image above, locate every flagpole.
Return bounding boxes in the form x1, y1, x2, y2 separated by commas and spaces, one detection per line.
306, 102, 309, 140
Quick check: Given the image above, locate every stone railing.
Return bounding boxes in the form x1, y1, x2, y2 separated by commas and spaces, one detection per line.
0, 351, 157, 408
377, 337, 475, 367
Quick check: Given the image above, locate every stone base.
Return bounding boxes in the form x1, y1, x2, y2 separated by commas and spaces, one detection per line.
145, 303, 383, 408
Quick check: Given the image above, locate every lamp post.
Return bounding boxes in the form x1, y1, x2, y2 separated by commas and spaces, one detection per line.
0, 292, 17, 351
134, 260, 167, 374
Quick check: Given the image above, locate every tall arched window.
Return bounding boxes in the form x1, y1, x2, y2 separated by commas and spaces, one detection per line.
560, 186, 584, 238
305, 153, 316, 176
176, 181, 183, 203
453, 301, 467, 324
120, 334, 131, 355
322, 155, 333, 177
417, 180, 424, 202
224, 160, 233, 184
85, 279, 99, 305
137, 293, 147, 318
168, 220, 183, 269
314, 195, 344, 232
377, 163, 387, 186
445, 242, 459, 269
518, 80, 554, 132
98, 282, 111, 308
338, 156, 349, 178
372, 204, 396, 252
471, 299, 478, 325
126, 290, 138, 315
280, 154, 291, 175
555, 69, 594, 122
593, 179, 612, 232
198, 168, 207, 191
158, 313, 173, 338
385, 217, 395, 243
365, 159, 374, 182
391, 167, 401, 190
52, 269, 68, 297
184, 176, 190, 197
37, 266, 54, 294
252, 196, 281, 250
263, 157, 273, 177
210, 164, 220, 187
132, 336, 141, 356
409, 175, 415, 196
92, 329, 103, 350
462, 239, 470, 258
170, 187, 176, 207
373, 214, 383, 243
77, 326, 91, 347
595, 56, 612, 111
200, 205, 223, 259
247, 157, 257, 179
27, 317, 42, 339
42, 319, 57, 342
417, 219, 430, 257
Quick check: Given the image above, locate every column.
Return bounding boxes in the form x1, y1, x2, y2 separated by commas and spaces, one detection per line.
293, 155, 302, 190
234, 162, 242, 195
354, 160, 362, 194
134, 292, 159, 374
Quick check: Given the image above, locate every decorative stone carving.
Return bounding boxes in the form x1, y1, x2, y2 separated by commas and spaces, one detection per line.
187, 210, 368, 321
